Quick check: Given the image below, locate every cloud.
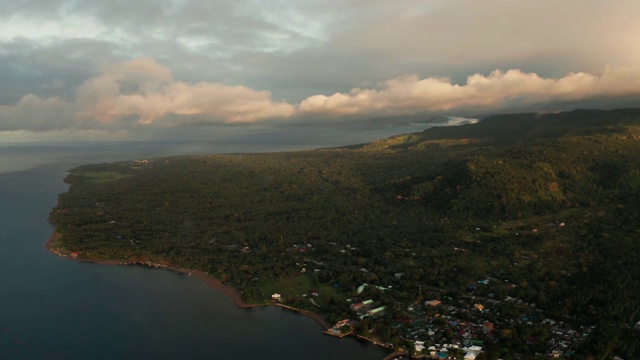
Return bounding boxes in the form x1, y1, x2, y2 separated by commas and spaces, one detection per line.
0, 58, 297, 133
3, 0, 639, 109
444, 117, 478, 127
299, 66, 640, 118
3, 57, 640, 138
74, 57, 296, 125
333, 0, 640, 71
1, 0, 639, 146
0, 94, 73, 131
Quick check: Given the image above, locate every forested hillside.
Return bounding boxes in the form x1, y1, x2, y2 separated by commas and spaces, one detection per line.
50, 109, 640, 358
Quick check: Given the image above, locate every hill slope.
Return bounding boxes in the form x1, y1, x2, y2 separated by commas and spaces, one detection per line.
365, 108, 640, 149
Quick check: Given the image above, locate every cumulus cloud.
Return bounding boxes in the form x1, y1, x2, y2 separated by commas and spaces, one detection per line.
3, 58, 640, 137
0, 94, 73, 131
0, 58, 297, 133
74, 57, 296, 125
299, 66, 640, 118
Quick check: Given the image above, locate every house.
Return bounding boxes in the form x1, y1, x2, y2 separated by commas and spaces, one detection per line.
474, 303, 484, 311
463, 345, 483, 360
424, 346, 437, 356
425, 299, 442, 306
464, 353, 477, 360
350, 299, 373, 311
271, 293, 281, 301
468, 345, 482, 352
482, 321, 494, 333
368, 306, 385, 316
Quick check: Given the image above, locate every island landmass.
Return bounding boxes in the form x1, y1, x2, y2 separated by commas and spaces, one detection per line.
47, 109, 640, 359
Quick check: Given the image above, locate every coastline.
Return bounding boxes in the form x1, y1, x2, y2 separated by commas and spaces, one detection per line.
46, 231, 331, 330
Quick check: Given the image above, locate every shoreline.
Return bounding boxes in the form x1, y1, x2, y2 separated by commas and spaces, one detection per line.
46, 231, 331, 330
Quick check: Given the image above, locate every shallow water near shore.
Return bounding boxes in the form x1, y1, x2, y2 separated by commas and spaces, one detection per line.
0, 143, 389, 360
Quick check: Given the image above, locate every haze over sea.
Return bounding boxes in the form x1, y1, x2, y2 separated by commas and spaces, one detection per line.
0, 142, 388, 360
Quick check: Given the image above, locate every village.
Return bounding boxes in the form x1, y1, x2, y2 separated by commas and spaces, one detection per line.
242, 226, 606, 360
303, 275, 594, 359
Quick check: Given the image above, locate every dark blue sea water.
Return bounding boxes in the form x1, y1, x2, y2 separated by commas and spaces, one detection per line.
0, 143, 388, 360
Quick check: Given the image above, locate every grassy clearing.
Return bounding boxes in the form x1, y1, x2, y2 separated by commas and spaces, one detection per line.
78, 171, 130, 183
252, 275, 341, 306
497, 208, 582, 232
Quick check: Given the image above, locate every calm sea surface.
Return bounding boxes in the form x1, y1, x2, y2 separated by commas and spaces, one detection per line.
0, 142, 388, 360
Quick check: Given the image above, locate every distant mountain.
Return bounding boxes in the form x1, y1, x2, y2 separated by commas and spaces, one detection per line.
363, 108, 640, 150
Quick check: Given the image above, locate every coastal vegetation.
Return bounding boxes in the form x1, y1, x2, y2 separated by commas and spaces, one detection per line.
49, 109, 640, 358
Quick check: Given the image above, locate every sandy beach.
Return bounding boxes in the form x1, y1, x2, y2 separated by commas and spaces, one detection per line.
46, 231, 331, 330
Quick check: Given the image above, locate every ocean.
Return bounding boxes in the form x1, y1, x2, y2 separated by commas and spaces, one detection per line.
0, 142, 389, 360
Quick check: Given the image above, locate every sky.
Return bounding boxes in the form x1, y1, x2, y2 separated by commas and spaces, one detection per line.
1, 0, 640, 147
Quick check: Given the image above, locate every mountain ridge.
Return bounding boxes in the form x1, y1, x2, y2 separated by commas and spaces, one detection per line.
362, 108, 640, 150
